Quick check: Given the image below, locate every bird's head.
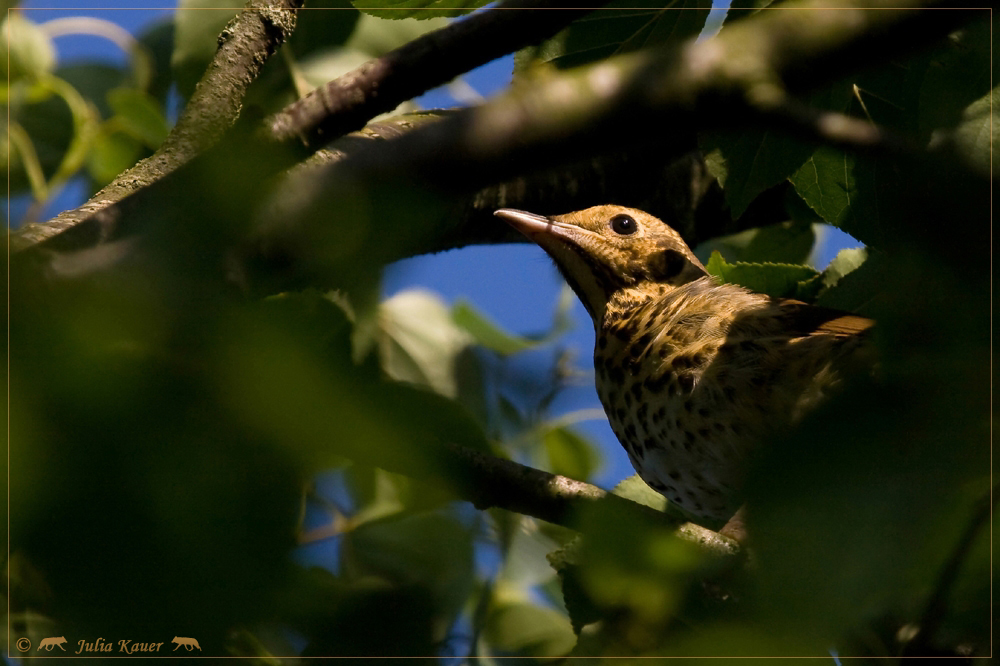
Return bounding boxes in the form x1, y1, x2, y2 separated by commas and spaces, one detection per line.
495, 205, 708, 323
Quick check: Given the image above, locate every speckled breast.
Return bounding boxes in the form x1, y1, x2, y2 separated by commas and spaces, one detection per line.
593, 315, 748, 520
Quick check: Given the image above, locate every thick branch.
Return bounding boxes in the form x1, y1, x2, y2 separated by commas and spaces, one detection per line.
12, 0, 303, 250
243, 0, 974, 286
267, 0, 602, 148
298, 0, 966, 191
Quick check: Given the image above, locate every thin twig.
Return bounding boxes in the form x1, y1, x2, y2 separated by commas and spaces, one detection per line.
13, 0, 304, 250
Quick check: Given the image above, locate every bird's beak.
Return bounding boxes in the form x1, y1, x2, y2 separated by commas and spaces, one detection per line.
494, 208, 554, 239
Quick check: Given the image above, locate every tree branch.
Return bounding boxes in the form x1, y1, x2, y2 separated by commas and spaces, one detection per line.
241, 0, 975, 288
12, 0, 304, 250
439, 443, 741, 558
267, 1, 602, 148
10, 1, 596, 255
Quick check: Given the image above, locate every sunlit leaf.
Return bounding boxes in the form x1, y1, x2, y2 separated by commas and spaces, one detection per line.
705, 251, 819, 299
611, 474, 667, 512
378, 288, 473, 396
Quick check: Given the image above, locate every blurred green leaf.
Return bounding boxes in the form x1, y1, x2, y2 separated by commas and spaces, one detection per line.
573, 497, 705, 629
517, 0, 710, 74
705, 251, 819, 299
5, 123, 48, 200
495, 516, 561, 591
351, 0, 488, 20
342, 510, 475, 625
289, 0, 360, 57
543, 425, 597, 481
172, 0, 244, 98
482, 600, 576, 659
2, 13, 55, 80
916, 18, 993, 144
378, 288, 473, 396
58, 62, 131, 118
452, 300, 535, 354
86, 129, 142, 184
107, 87, 169, 148
721, 0, 775, 26
345, 12, 449, 54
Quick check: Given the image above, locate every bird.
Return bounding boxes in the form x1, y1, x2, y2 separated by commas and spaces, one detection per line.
494, 205, 874, 524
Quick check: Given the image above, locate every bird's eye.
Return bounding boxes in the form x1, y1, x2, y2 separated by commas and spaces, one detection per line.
610, 214, 637, 235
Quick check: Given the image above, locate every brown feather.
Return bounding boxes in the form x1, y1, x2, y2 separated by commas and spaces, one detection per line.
775, 299, 875, 338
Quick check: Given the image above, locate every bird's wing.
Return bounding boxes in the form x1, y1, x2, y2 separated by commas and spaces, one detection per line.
774, 299, 875, 338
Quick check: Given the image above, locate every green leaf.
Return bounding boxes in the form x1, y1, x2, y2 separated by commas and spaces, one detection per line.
345, 12, 450, 54
820, 247, 867, 291
451, 300, 535, 355
107, 88, 168, 148
495, 516, 562, 590
1, 14, 56, 80
352, 0, 488, 20
543, 426, 597, 481
706, 251, 819, 299
916, 18, 993, 144
482, 600, 576, 659
788, 147, 899, 248
722, 0, 775, 27
695, 220, 816, 266
86, 130, 142, 184
611, 474, 667, 512
815, 249, 883, 314
289, 0, 360, 57
378, 288, 472, 397
516, 0, 711, 73
700, 128, 815, 220
572, 495, 705, 627
946, 83, 998, 177
341, 510, 475, 622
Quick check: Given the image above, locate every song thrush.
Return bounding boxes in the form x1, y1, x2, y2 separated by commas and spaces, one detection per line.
495, 205, 874, 521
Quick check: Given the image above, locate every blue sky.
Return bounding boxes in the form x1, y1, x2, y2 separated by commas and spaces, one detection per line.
13, 0, 860, 492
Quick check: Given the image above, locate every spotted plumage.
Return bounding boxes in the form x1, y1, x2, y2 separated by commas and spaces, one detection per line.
495, 205, 874, 521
